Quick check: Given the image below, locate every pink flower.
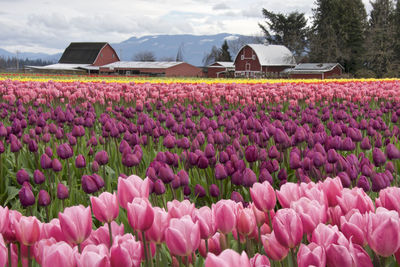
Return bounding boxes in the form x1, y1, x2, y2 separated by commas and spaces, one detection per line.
375, 187, 400, 214
336, 188, 374, 215
311, 224, 349, 249
192, 206, 216, 239
82, 222, 124, 250
291, 197, 327, 234
321, 177, 343, 207
146, 207, 169, 244
212, 199, 238, 234
261, 232, 289, 261
33, 238, 57, 265
0, 235, 7, 267
110, 234, 142, 267
90, 192, 119, 223
167, 199, 195, 219
249, 253, 270, 267
367, 207, 400, 257
297, 243, 326, 267
165, 215, 200, 256
79, 244, 110, 267
117, 175, 149, 209
0, 206, 9, 234
237, 208, 256, 237
127, 198, 154, 232
205, 249, 250, 267
198, 232, 224, 258
41, 219, 67, 243
340, 209, 368, 246
42, 241, 77, 267
59, 205, 92, 245
273, 208, 303, 248
14, 216, 41, 246
276, 182, 303, 208
250, 181, 276, 212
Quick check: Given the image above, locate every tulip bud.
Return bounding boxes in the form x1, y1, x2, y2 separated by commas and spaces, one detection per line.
19, 184, 35, 207
154, 179, 166, 195
245, 145, 258, 163
56, 143, 73, 160
75, 154, 86, 168
242, 168, 257, 187
372, 148, 386, 167
16, 169, 30, 185
94, 150, 109, 165
386, 144, 400, 160
52, 159, 63, 172
33, 169, 45, 184
194, 184, 206, 198
38, 190, 51, 207
215, 164, 228, 180
209, 184, 220, 198
91, 161, 99, 172
57, 183, 69, 200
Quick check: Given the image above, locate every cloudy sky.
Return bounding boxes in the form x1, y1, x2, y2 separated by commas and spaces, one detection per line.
0, 0, 371, 54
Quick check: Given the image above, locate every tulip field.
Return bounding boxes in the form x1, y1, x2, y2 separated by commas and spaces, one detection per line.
2, 75, 400, 266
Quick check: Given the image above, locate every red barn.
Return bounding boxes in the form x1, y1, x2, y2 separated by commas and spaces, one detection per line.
234, 44, 296, 78
28, 42, 119, 74
99, 61, 203, 77
285, 63, 344, 79
207, 61, 235, 78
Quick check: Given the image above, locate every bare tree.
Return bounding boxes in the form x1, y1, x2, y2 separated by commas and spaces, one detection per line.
227, 35, 265, 59
132, 51, 156, 61
176, 43, 185, 62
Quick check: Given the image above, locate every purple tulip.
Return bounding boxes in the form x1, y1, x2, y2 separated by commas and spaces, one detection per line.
154, 179, 166, 195
52, 159, 63, 172
242, 168, 257, 187
56, 143, 73, 159
357, 175, 370, 192
91, 161, 99, 172
194, 184, 206, 198
205, 144, 215, 158
245, 145, 258, 163
82, 174, 104, 194
75, 154, 86, 168
290, 152, 301, 169
16, 169, 30, 185
386, 144, 400, 160
19, 184, 35, 207
38, 190, 51, 207
209, 184, 220, 198
197, 156, 209, 169
360, 137, 371, 150
33, 169, 45, 184
372, 148, 386, 167
231, 191, 244, 204
159, 165, 175, 183
177, 170, 189, 186
94, 150, 109, 165
215, 164, 228, 180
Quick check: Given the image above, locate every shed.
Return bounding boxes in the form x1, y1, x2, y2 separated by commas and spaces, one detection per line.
207, 62, 235, 78
234, 44, 296, 78
285, 63, 344, 79
99, 61, 203, 77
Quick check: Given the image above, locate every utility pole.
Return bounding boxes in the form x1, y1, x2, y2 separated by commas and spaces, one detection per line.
16, 50, 19, 71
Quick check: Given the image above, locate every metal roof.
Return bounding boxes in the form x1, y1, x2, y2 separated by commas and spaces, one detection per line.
235, 44, 296, 66
287, 63, 343, 74
101, 61, 183, 69
58, 42, 107, 64
27, 63, 91, 70
209, 61, 235, 68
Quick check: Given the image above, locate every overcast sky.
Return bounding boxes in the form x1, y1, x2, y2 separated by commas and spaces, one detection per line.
0, 0, 372, 54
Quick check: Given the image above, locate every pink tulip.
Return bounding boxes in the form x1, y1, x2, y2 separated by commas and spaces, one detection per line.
90, 192, 119, 223
205, 249, 250, 267
250, 181, 276, 212
276, 182, 303, 208
237, 208, 257, 237
302, 185, 328, 207
311, 224, 349, 249
250, 253, 270, 267
82, 222, 124, 250
117, 175, 149, 209
336, 188, 374, 215
272, 208, 303, 248
79, 244, 110, 267
261, 232, 289, 261
59, 205, 92, 245
321, 177, 343, 207
291, 197, 327, 234
33, 238, 57, 265
41, 219, 68, 243
3, 210, 22, 244
14, 216, 41, 246
165, 215, 200, 256
375, 187, 400, 214
327, 206, 343, 226
340, 209, 368, 246
325, 242, 353, 267
192, 206, 216, 239
0, 206, 9, 234
146, 207, 169, 244
249, 203, 266, 227
297, 243, 326, 267
127, 198, 154, 232
0, 235, 7, 267
212, 199, 238, 234
167, 199, 195, 219
199, 232, 223, 258
367, 207, 400, 257
110, 234, 142, 267
42, 241, 77, 267
348, 242, 373, 267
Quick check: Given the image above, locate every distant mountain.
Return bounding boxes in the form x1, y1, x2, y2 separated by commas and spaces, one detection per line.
0, 33, 264, 66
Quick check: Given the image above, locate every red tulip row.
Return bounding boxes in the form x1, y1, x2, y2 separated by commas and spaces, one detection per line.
0, 174, 399, 266
1, 79, 400, 106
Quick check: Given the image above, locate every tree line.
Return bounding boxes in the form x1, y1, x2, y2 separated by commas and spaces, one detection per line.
260, 0, 400, 78
0, 57, 55, 70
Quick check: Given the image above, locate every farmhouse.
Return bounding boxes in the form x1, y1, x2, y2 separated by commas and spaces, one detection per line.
206, 61, 235, 78
234, 44, 296, 78
284, 63, 344, 79
28, 42, 120, 74
99, 61, 203, 77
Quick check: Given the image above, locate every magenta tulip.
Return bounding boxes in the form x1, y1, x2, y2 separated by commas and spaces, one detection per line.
127, 197, 154, 232
205, 249, 250, 267
165, 215, 200, 256
14, 216, 41, 246
212, 200, 238, 234
250, 181, 276, 212
90, 192, 119, 224
261, 232, 289, 261
110, 234, 142, 267
146, 207, 169, 244
192, 206, 216, 239
297, 243, 326, 267
291, 197, 327, 234
42, 241, 77, 267
117, 175, 149, 209
273, 208, 303, 248
58, 205, 92, 245
249, 253, 270, 267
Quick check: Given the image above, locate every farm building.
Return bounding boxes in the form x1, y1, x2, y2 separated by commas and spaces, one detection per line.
28, 42, 120, 74
234, 44, 296, 78
283, 63, 344, 79
99, 61, 203, 77
206, 62, 235, 78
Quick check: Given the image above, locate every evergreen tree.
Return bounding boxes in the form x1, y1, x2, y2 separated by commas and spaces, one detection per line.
259, 9, 309, 61
176, 43, 185, 62
220, 40, 232, 62
366, 0, 396, 77
202, 41, 232, 65
393, 0, 400, 70
309, 0, 367, 74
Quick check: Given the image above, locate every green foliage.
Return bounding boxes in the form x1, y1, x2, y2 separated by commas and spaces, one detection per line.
259, 9, 309, 61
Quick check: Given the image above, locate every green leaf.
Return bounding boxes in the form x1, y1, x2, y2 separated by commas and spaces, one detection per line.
4, 186, 19, 207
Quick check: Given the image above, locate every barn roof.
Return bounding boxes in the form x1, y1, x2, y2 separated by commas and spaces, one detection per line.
101, 61, 183, 69
27, 63, 91, 70
235, 44, 296, 66
286, 63, 343, 74
209, 62, 235, 68
58, 42, 108, 64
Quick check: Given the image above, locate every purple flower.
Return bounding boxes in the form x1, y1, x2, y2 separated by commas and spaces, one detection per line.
38, 190, 51, 207
372, 148, 386, 167
209, 184, 220, 198
56, 143, 73, 159
386, 144, 400, 160
75, 154, 86, 168
94, 150, 109, 165
16, 169, 30, 185
215, 164, 228, 180
245, 145, 258, 163
33, 169, 45, 184
19, 184, 35, 207
194, 184, 206, 198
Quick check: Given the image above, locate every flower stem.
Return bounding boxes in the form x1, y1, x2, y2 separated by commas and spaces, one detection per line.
142, 231, 149, 267
7, 243, 11, 267
108, 222, 113, 248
